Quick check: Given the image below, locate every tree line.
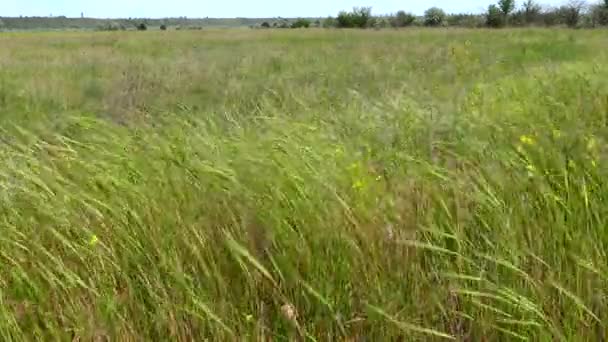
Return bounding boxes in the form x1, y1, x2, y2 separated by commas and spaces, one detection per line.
257, 0, 608, 29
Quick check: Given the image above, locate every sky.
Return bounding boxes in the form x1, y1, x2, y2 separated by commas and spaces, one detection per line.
1, 0, 568, 19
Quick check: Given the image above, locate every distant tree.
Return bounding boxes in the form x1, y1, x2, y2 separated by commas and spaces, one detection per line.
313, 19, 321, 27
336, 7, 372, 28
541, 6, 564, 26
487, 4, 506, 27
424, 7, 446, 26
374, 16, 390, 28
498, 0, 516, 23
336, 11, 350, 27
590, 3, 608, 26
261, 21, 271, 28
323, 16, 337, 28
160, 24, 167, 30
447, 13, 484, 27
354, 7, 373, 27
522, 0, 542, 24
137, 23, 147, 31
561, 0, 585, 27
391, 10, 416, 27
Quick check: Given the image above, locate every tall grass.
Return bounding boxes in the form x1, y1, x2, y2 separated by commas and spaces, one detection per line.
0, 28, 607, 340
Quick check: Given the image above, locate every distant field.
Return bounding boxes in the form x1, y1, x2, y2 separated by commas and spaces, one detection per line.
1, 29, 608, 340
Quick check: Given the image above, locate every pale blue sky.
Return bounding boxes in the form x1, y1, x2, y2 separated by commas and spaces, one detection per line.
1, 0, 568, 18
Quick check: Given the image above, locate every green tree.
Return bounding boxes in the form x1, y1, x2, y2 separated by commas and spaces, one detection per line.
523, 0, 542, 24
391, 10, 416, 27
561, 0, 585, 28
498, 0, 516, 23
322, 16, 336, 28
424, 7, 446, 26
336, 7, 372, 28
591, 4, 608, 26
487, 4, 506, 27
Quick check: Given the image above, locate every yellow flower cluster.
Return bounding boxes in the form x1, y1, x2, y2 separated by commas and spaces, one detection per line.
519, 135, 536, 146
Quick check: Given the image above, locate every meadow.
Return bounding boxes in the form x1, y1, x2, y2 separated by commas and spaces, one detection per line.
0, 28, 607, 340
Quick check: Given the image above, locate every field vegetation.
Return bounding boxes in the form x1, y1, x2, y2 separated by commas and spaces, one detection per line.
0, 28, 608, 340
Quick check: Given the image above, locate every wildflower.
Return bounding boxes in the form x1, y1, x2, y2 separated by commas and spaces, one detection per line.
526, 164, 537, 177
552, 129, 561, 139
519, 135, 536, 146
352, 180, 365, 190
89, 234, 99, 247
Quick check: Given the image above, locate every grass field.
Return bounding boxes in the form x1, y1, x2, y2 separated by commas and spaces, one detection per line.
1, 28, 608, 340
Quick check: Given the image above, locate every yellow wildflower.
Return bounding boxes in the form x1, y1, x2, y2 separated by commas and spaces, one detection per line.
89, 234, 99, 247
519, 135, 536, 146
352, 180, 365, 190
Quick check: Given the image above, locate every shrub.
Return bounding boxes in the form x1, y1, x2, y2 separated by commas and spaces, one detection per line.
391, 10, 416, 27
591, 4, 608, 26
160, 24, 167, 31
291, 18, 311, 28
487, 4, 506, 27
424, 7, 446, 26
522, 0, 543, 24
97, 22, 125, 31
375, 17, 390, 28
560, 1, 585, 28
541, 7, 565, 26
336, 7, 372, 28
323, 16, 336, 28
137, 23, 147, 31
447, 14, 484, 27
261, 22, 270, 28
